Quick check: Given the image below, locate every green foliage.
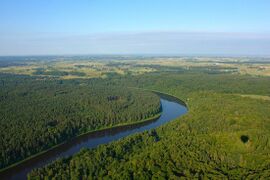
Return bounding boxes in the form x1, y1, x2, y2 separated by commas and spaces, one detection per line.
0, 74, 160, 169
28, 71, 270, 179
33, 69, 86, 77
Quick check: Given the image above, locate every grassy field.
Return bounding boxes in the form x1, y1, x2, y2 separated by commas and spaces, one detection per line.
239, 94, 270, 101
0, 56, 269, 79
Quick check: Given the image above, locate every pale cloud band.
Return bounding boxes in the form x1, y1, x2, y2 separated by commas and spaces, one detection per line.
0, 31, 269, 56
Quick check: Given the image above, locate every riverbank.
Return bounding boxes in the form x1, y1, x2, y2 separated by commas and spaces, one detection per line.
128, 87, 188, 109
0, 104, 162, 173
1, 92, 187, 180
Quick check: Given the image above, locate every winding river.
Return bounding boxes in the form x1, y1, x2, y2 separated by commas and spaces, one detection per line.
0, 93, 187, 180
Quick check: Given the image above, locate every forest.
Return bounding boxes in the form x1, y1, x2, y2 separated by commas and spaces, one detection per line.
1, 0, 270, 178
0, 58, 270, 179
27, 67, 270, 179
0, 73, 161, 170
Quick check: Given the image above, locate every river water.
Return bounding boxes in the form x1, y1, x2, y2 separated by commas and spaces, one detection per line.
0, 93, 187, 180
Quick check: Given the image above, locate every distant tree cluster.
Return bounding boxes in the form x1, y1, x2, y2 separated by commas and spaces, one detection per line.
33, 68, 86, 77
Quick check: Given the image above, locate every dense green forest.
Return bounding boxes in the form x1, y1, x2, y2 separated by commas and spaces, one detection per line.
0, 74, 161, 169
28, 70, 270, 179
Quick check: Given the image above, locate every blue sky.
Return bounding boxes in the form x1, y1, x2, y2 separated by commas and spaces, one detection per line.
0, 0, 270, 55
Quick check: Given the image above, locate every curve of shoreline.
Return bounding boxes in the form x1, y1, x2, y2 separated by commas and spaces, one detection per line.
0, 90, 188, 180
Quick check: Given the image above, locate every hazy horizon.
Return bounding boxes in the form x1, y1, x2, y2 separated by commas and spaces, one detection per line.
1, 0, 269, 56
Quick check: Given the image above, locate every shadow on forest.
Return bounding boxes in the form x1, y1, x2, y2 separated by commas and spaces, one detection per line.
240, 135, 249, 143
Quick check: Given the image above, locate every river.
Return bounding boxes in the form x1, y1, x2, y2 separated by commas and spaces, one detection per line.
0, 93, 187, 180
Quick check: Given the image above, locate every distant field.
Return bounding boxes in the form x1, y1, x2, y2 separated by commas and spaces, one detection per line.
0, 56, 269, 79
0, 59, 156, 79
239, 94, 270, 101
